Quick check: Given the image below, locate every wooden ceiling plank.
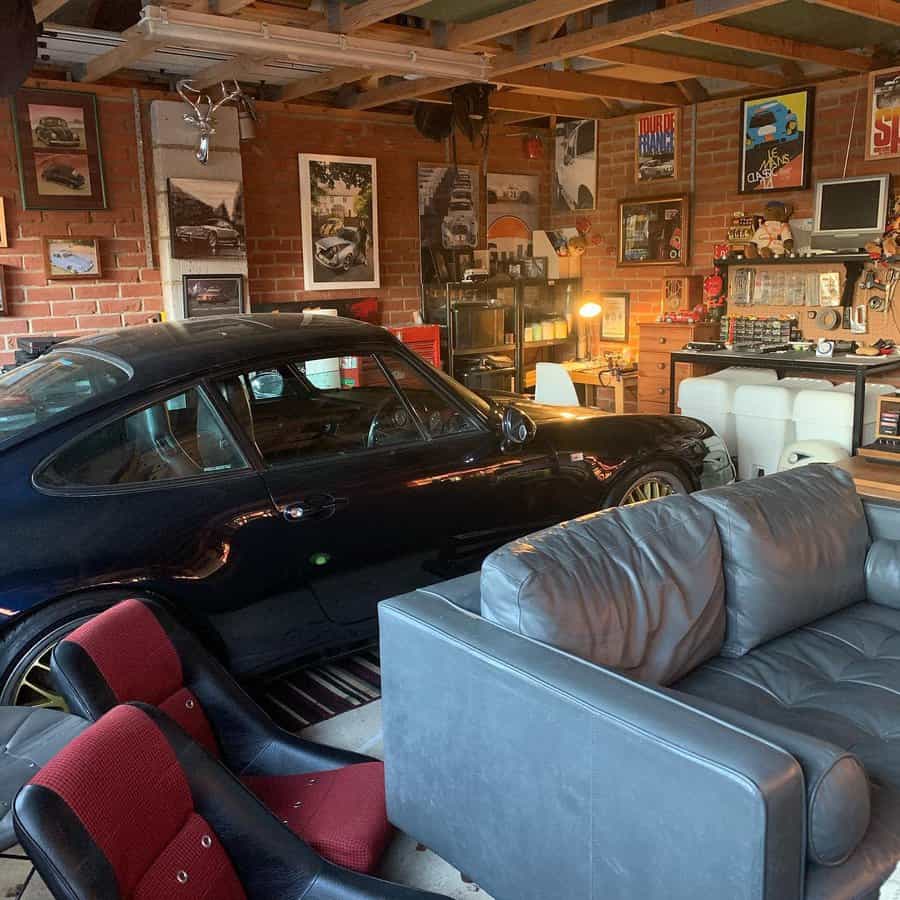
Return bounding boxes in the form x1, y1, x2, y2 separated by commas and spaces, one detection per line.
191, 54, 261, 89
216, 0, 257, 14
33, 0, 71, 22
447, 0, 611, 48
804, 0, 900, 24
586, 44, 787, 86
489, 0, 786, 75
82, 34, 165, 83
423, 91, 609, 118
499, 68, 686, 104
348, 75, 459, 109
677, 77, 709, 102
282, 66, 387, 100
677, 22, 873, 71
338, 0, 428, 33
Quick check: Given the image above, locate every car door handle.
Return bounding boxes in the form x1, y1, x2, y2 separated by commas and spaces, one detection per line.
281, 493, 348, 522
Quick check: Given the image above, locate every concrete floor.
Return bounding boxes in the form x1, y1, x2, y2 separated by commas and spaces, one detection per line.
0, 700, 492, 900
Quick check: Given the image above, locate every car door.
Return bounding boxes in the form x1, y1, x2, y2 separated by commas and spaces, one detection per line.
214, 347, 531, 628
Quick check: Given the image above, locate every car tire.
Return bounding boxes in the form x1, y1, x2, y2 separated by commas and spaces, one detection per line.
604, 460, 693, 508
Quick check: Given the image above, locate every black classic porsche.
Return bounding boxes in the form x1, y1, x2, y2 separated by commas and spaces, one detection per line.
0, 315, 732, 708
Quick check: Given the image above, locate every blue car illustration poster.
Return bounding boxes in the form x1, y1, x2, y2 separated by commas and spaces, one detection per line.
739, 88, 813, 194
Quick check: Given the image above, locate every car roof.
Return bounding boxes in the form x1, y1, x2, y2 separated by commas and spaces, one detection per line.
56, 314, 391, 395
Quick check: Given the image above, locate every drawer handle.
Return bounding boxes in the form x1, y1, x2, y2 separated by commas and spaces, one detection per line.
657, 387, 666, 395
656, 362, 665, 370
658, 337, 667, 345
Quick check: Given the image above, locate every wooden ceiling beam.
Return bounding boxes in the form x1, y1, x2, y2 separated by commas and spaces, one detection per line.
422, 92, 609, 119
676, 22, 873, 71
191, 54, 261, 89
677, 78, 709, 103
499, 68, 686, 105
803, 0, 900, 24
446, 0, 611, 48
337, 0, 427, 33
33, 0, 70, 22
585, 44, 786, 86
82, 33, 164, 83
346, 75, 459, 109
282, 66, 386, 100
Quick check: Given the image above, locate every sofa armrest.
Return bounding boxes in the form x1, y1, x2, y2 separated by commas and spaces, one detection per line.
866, 539, 900, 609
379, 590, 807, 900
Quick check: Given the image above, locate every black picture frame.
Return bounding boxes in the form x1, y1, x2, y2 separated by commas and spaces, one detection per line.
168, 178, 246, 261
183, 274, 244, 318
618, 195, 689, 266
599, 292, 630, 343
738, 87, 814, 194
12, 87, 107, 211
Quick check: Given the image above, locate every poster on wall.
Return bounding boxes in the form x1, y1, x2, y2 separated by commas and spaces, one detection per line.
299, 154, 379, 292
418, 163, 479, 283
866, 66, 900, 161
168, 178, 246, 260
618, 195, 689, 266
487, 172, 539, 264
553, 119, 596, 212
183, 275, 244, 318
12, 87, 107, 211
635, 108, 679, 182
599, 292, 629, 342
738, 88, 813, 194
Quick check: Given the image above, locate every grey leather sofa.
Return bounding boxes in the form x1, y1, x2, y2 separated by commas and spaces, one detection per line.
379, 465, 900, 900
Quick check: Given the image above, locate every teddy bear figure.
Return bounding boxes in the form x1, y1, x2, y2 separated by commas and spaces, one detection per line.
866, 195, 900, 260
749, 201, 794, 259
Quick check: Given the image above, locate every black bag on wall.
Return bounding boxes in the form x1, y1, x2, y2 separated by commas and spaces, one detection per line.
0, 0, 38, 97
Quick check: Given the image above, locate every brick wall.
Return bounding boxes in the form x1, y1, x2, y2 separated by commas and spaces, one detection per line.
0, 86, 163, 366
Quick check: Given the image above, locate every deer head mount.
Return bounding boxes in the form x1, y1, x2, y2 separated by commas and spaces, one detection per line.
176, 78, 243, 165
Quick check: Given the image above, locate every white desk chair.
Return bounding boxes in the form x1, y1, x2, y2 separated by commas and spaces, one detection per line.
535, 363, 580, 407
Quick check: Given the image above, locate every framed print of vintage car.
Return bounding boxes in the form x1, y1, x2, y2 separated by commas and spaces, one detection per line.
43, 236, 102, 280
183, 274, 244, 318
168, 178, 246, 260
618, 195, 689, 266
12, 87, 107, 211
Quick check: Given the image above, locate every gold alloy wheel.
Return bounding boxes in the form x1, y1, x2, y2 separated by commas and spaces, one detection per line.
620, 474, 682, 506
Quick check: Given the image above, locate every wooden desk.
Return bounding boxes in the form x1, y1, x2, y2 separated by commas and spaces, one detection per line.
837, 456, 900, 503
525, 361, 638, 414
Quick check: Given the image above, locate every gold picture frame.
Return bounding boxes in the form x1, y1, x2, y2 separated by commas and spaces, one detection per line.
43, 236, 102, 280
0, 197, 7, 249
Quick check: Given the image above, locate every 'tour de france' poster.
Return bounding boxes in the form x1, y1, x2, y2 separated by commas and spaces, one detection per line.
867, 66, 900, 161
635, 107, 679, 182
739, 88, 813, 194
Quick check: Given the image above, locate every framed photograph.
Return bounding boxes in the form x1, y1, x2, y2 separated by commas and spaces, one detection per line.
168, 178, 246, 260
599, 292, 629, 342
553, 119, 596, 212
300, 154, 379, 292
618, 195, 689, 266
635, 108, 679, 182
43, 236, 102, 280
0, 197, 7, 249
738, 88, 813, 193
866, 66, 900, 161
12, 87, 107, 211
183, 274, 244, 318
0, 265, 7, 316
525, 256, 547, 279
418, 163, 479, 285
487, 172, 539, 259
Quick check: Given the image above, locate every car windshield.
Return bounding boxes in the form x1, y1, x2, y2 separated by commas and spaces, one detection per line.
750, 110, 776, 128
337, 228, 358, 241
0, 352, 131, 442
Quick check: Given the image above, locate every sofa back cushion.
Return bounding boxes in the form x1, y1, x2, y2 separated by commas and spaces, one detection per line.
695, 464, 869, 657
480, 495, 725, 685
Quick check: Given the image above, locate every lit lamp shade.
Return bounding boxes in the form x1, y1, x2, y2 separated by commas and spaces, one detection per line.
578, 299, 602, 361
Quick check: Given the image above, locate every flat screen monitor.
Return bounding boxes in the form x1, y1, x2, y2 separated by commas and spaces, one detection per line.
812, 174, 890, 251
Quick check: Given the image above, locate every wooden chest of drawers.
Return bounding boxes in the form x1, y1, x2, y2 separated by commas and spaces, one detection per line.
637, 321, 720, 414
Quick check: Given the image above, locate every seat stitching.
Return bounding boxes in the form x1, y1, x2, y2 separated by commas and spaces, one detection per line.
692, 665, 787, 704
802, 627, 866, 655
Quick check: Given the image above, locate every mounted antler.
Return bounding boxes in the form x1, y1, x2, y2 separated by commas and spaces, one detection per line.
176, 78, 243, 165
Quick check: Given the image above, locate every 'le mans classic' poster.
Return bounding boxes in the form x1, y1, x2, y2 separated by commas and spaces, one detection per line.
867, 66, 900, 161
739, 88, 813, 194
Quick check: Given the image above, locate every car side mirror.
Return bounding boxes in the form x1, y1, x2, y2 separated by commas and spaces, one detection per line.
500, 405, 536, 449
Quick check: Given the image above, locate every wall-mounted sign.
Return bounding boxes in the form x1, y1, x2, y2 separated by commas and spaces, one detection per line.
635, 108, 679, 183
866, 65, 900, 161
618, 195, 689, 266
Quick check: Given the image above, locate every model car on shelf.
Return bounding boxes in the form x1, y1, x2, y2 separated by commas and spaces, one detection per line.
40, 163, 85, 190
0, 314, 732, 710
33, 116, 81, 148
175, 218, 242, 254
662, 308, 705, 325
49, 248, 95, 275
314, 226, 365, 271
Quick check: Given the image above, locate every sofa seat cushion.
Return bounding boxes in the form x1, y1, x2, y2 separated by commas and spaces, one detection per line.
480, 495, 725, 685
695, 465, 869, 657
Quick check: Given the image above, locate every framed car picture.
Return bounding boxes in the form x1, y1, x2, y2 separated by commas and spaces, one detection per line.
43, 236, 102, 280
168, 178, 246, 260
11, 87, 107, 211
553, 119, 596, 212
618, 195, 689, 266
0, 265, 7, 316
635, 108, 679, 183
866, 65, 900, 161
299, 154, 380, 292
599, 292, 629, 342
738, 88, 813, 194
0, 197, 7, 249
418, 162, 478, 286
183, 274, 244, 318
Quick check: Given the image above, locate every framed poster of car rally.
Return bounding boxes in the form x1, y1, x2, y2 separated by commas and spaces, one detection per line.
866, 65, 900, 161
618, 195, 689, 266
11, 87, 107, 211
635, 108, 679, 183
299, 153, 380, 292
738, 88, 813, 194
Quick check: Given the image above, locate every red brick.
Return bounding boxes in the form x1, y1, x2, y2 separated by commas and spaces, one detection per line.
53, 300, 98, 316
30, 317, 77, 332
27, 286, 74, 302
77, 314, 122, 329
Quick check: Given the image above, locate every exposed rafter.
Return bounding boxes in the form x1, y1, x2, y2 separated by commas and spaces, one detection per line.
586, 44, 786, 87
446, 0, 611, 48
191, 54, 260, 89
33, 0, 70, 22
422, 92, 609, 119
677, 78, 709, 103
347, 75, 458, 109
499, 68, 686, 106
282, 66, 386, 100
82, 34, 164, 83
337, 0, 427, 33
189, 0, 256, 11
804, 0, 900, 24
676, 22, 873, 72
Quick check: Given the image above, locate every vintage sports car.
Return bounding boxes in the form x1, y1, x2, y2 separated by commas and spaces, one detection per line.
315, 227, 364, 271
34, 116, 80, 148
50, 249, 95, 275
0, 314, 732, 709
745, 100, 799, 149
41, 163, 85, 190
557, 120, 595, 211
175, 218, 243, 253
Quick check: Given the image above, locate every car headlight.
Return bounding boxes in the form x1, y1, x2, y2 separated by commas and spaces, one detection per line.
700, 432, 735, 490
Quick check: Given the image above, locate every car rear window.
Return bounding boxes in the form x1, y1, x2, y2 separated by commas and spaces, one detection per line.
0, 352, 130, 441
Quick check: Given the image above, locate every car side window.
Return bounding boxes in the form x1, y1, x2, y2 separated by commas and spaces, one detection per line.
377, 352, 477, 439
215, 353, 426, 467
37, 387, 247, 489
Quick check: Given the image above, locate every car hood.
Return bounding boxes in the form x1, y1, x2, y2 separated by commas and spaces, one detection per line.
316, 236, 350, 249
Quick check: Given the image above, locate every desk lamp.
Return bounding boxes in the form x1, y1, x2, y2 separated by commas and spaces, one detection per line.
578, 298, 602, 361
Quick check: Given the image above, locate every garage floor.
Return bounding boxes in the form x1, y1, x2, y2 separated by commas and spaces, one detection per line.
0, 700, 492, 900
